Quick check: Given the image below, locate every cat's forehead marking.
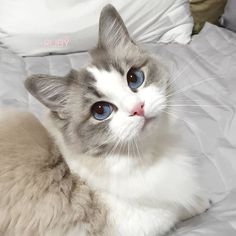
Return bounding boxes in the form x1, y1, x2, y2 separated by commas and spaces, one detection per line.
87, 66, 129, 101
75, 69, 103, 100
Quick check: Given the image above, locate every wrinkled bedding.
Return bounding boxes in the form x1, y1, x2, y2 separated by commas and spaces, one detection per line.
0, 23, 236, 235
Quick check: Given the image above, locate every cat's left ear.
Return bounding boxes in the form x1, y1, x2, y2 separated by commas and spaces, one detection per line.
24, 73, 74, 119
98, 4, 132, 49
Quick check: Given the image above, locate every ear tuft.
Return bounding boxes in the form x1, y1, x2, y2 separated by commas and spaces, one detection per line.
98, 4, 131, 49
24, 74, 72, 112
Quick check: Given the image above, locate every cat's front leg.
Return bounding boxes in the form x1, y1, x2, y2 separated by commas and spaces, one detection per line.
177, 194, 211, 222
106, 199, 179, 236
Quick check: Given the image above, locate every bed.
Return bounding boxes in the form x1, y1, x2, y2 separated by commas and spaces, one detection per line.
0, 1, 236, 235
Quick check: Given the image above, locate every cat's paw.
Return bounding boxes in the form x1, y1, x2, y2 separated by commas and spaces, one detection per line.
193, 196, 211, 215
179, 196, 211, 221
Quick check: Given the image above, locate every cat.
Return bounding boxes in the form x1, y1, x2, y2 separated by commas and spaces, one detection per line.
1, 4, 209, 236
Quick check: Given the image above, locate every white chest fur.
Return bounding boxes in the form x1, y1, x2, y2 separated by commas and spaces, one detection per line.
67, 150, 202, 236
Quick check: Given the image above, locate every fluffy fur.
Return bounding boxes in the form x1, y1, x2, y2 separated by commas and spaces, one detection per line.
1, 4, 209, 236
0, 111, 108, 235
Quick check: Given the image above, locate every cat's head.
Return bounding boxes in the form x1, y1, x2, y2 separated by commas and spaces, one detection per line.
25, 4, 170, 156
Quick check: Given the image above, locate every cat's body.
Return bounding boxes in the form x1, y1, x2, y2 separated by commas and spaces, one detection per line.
1, 4, 209, 236
45, 105, 208, 236
0, 111, 107, 236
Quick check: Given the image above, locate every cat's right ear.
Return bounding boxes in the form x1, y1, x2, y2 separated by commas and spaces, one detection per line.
24, 73, 72, 115
98, 4, 132, 50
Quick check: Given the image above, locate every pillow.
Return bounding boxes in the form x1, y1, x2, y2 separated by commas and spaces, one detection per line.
0, 0, 193, 56
220, 0, 236, 33
190, 0, 227, 34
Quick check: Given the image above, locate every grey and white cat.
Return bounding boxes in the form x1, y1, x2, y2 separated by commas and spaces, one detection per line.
4, 4, 209, 236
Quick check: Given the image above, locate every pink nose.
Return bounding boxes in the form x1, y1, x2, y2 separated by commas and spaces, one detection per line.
130, 102, 144, 116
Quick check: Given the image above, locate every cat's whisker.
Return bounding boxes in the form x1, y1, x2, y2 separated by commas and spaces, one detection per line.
131, 139, 137, 160
167, 50, 222, 92
83, 132, 116, 155
133, 138, 142, 161
127, 141, 130, 159
86, 137, 120, 176
105, 138, 121, 159
118, 139, 124, 157
165, 104, 231, 107
151, 96, 173, 111
85, 133, 121, 177
142, 75, 218, 114
169, 108, 206, 116
84, 136, 120, 178
104, 124, 133, 159
150, 93, 205, 112
165, 99, 209, 104
133, 139, 140, 159
107, 126, 131, 158
106, 139, 120, 158
167, 56, 199, 90
162, 110, 205, 135
166, 77, 221, 99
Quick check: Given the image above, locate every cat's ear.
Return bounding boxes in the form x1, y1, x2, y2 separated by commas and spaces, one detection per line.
98, 4, 131, 49
25, 73, 73, 116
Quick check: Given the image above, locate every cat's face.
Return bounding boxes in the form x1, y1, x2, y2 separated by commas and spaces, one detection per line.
25, 5, 169, 156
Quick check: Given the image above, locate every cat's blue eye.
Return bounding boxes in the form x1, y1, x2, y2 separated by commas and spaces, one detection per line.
91, 102, 113, 121
127, 68, 144, 90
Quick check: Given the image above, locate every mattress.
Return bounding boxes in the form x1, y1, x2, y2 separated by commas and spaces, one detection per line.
0, 23, 236, 235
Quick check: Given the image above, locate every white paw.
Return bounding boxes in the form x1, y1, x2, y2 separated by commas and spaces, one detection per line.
193, 196, 211, 215
179, 196, 211, 221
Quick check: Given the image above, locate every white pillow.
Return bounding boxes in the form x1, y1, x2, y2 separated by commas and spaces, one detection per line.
0, 0, 193, 56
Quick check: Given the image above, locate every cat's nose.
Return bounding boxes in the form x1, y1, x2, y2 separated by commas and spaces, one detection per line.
130, 102, 144, 116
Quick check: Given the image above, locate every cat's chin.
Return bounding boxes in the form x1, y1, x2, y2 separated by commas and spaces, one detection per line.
138, 113, 167, 141
126, 116, 156, 141
141, 117, 155, 132
126, 116, 159, 143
